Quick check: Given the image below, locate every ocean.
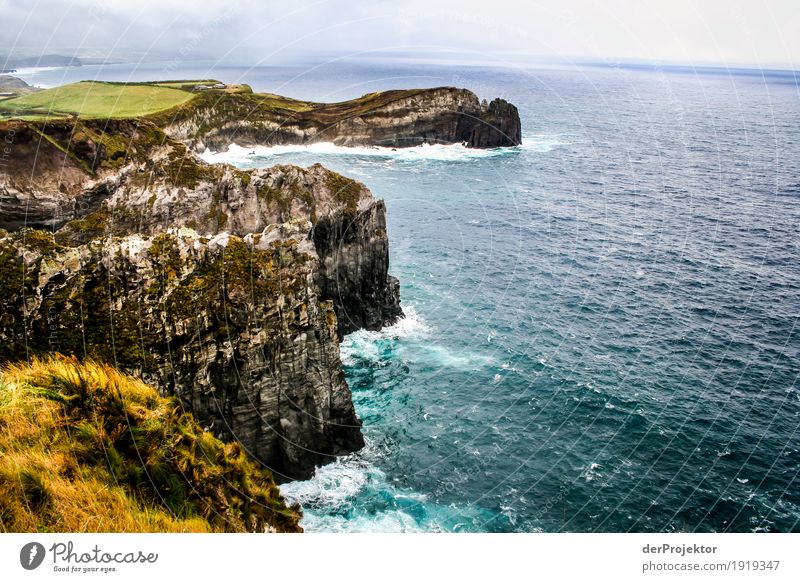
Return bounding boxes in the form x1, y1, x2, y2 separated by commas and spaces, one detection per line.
16, 58, 800, 532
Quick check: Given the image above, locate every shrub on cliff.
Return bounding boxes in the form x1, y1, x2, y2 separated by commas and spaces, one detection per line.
0, 356, 301, 532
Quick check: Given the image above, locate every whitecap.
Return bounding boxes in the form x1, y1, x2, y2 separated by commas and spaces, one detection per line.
582, 462, 602, 482
500, 362, 520, 372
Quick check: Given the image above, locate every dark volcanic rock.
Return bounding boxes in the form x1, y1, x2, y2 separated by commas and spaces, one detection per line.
0, 118, 403, 480
312, 200, 403, 336
461, 98, 522, 148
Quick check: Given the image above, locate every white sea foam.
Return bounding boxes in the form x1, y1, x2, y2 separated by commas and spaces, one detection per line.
200, 136, 564, 166
280, 447, 377, 509
340, 305, 431, 366
582, 462, 603, 482
296, 511, 433, 533
416, 343, 494, 369
340, 305, 492, 369
280, 438, 437, 532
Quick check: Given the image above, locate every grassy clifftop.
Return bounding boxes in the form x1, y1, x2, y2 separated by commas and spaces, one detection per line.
0, 78, 440, 124
0, 356, 302, 532
0, 80, 251, 121
0, 78, 430, 122
0, 81, 196, 120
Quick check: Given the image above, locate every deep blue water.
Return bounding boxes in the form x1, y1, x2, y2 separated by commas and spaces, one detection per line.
18, 59, 800, 532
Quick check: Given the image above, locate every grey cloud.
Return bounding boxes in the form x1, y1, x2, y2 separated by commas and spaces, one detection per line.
1, 0, 798, 68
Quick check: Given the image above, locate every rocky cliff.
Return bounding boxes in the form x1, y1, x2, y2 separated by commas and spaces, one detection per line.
0, 85, 521, 482
152, 86, 521, 152
0, 118, 399, 479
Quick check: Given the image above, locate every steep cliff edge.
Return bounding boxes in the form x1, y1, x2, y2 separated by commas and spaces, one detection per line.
0, 83, 522, 482
0, 118, 400, 479
151, 86, 521, 151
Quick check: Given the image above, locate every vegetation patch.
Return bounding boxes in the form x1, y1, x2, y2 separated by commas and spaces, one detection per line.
325, 171, 362, 214
0, 356, 301, 532
161, 145, 221, 189
54, 207, 110, 246
0, 81, 196, 120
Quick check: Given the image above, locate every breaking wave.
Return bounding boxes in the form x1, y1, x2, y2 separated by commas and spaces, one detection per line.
200, 136, 565, 165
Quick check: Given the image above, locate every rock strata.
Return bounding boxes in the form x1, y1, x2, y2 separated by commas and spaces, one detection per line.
156, 86, 521, 151
0, 85, 521, 479
0, 119, 395, 479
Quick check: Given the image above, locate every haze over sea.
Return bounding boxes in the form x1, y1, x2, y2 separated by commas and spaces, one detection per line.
18, 57, 800, 532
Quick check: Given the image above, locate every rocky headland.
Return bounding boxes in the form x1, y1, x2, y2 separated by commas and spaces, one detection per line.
0, 85, 520, 493
154, 85, 521, 151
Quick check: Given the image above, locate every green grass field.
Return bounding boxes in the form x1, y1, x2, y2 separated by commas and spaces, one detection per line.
0, 81, 197, 120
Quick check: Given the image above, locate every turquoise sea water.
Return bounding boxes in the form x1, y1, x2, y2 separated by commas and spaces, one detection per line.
19, 59, 800, 532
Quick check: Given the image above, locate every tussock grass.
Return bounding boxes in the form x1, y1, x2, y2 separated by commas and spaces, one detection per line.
0, 356, 301, 532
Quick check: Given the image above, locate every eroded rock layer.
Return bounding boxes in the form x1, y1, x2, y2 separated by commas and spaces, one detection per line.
0, 85, 521, 479
154, 87, 522, 151
0, 119, 399, 479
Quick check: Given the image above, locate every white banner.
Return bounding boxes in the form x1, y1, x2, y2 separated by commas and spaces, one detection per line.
0, 533, 796, 581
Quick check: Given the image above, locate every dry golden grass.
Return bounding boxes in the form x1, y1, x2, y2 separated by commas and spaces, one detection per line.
0, 355, 301, 532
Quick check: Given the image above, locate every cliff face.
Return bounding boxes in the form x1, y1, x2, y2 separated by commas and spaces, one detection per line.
0, 226, 363, 480
0, 120, 137, 230
153, 87, 521, 152
0, 84, 522, 481
312, 201, 402, 336
0, 118, 400, 480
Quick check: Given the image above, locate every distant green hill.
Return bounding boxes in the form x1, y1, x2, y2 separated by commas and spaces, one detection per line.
0, 356, 302, 532
1, 54, 82, 70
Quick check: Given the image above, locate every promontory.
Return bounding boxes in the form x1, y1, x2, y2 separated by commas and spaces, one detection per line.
0, 80, 521, 531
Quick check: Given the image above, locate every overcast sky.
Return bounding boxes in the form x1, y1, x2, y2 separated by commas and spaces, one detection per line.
2, 0, 799, 68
